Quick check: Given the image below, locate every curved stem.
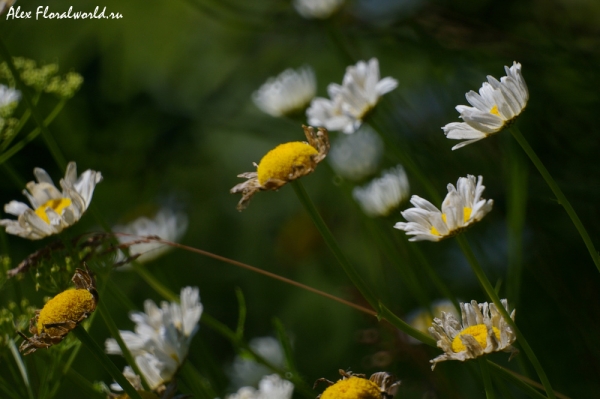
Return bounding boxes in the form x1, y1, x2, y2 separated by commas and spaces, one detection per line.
456, 235, 556, 399
479, 357, 496, 399
510, 126, 600, 273
291, 180, 379, 310
72, 325, 143, 399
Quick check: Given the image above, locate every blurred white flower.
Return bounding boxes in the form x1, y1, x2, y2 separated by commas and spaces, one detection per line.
328, 126, 383, 181
405, 299, 458, 345
227, 374, 294, 399
353, 165, 409, 217
307, 58, 397, 133
0, 84, 20, 116
443, 62, 528, 150
429, 299, 517, 369
229, 336, 285, 389
293, 0, 345, 19
394, 175, 493, 242
252, 66, 316, 117
106, 287, 203, 390
0, 162, 102, 240
114, 208, 188, 265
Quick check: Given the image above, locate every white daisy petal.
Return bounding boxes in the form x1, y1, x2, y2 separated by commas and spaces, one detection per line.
443, 61, 528, 150
353, 165, 409, 217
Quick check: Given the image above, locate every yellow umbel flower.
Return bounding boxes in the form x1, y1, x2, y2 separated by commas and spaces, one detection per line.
231, 125, 329, 210
19, 268, 98, 355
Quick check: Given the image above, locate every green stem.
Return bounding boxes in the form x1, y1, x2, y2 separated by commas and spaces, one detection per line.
71, 325, 143, 399
98, 298, 151, 391
0, 37, 67, 170
479, 357, 496, 399
0, 100, 66, 166
180, 362, 217, 399
8, 339, 35, 399
456, 235, 556, 399
378, 303, 437, 346
488, 362, 550, 399
133, 262, 179, 302
510, 126, 600, 273
291, 180, 379, 310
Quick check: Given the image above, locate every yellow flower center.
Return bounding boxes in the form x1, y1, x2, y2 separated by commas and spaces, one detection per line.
321, 377, 381, 399
34, 198, 72, 224
256, 142, 318, 185
37, 289, 95, 336
430, 207, 473, 236
490, 105, 500, 117
451, 324, 501, 353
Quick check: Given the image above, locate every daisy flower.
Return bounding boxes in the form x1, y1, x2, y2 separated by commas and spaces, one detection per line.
394, 175, 493, 242
328, 126, 383, 181
227, 374, 294, 399
230, 125, 329, 210
443, 62, 528, 150
252, 66, 316, 118
105, 287, 203, 390
428, 299, 517, 369
114, 208, 188, 265
0, 162, 102, 240
352, 165, 409, 217
293, 0, 345, 19
307, 58, 398, 134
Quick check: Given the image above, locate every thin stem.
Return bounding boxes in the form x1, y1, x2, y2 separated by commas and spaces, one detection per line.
479, 357, 496, 399
71, 325, 143, 399
510, 126, 600, 273
133, 262, 179, 302
489, 362, 571, 399
456, 235, 556, 399
0, 37, 67, 170
98, 298, 151, 391
291, 180, 379, 310
8, 339, 35, 399
378, 303, 437, 347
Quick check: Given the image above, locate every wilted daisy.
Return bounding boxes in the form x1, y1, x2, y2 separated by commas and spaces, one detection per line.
353, 165, 409, 217
328, 126, 383, 181
229, 336, 286, 389
252, 66, 316, 118
227, 374, 294, 399
19, 268, 98, 355
106, 287, 203, 390
443, 62, 528, 150
405, 299, 457, 345
0, 162, 102, 240
316, 370, 400, 399
293, 0, 345, 19
394, 175, 493, 242
114, 208, 188, 265
307, 58, 398, 134
231, 125, 329, 210
428, 299, 517, 369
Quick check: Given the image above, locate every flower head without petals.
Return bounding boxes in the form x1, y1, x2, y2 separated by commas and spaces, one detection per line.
253, 66, 316, 118
428, 299, 517, 369
0, 162, 102, 240
230, 125, 329, 210
307, 58, 397, 134
394, 175, 493, 241
443, 62, 528, 150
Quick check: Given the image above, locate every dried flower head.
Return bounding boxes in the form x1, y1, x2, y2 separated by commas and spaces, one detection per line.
19, 268, 98, 355
394, 175, 493, 241
428, 299, 517, 369
443, 62, 528, 150
315, 370, 400, 399
231, 125, 329, 210
0, 162, 102, 240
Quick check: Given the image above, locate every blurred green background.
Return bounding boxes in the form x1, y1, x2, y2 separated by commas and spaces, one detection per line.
1, 0, 600, 398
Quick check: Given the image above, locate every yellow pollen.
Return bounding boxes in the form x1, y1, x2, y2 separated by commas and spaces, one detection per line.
451, 324, 501, 353
430, 208, 472, 236
37, 289, 95, 336
35, 198, 72, 224
256, 142, 318, 186
490, 105, 500, 116
321, 377, 381, 399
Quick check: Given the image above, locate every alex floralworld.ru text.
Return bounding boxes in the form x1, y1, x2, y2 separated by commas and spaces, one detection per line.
5, 6, 123, 20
